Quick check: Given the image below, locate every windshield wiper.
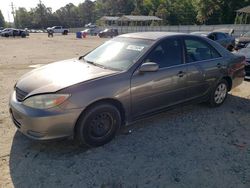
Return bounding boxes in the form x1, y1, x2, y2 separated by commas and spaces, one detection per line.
82, 58, 121, 71
83, 58, 107, 69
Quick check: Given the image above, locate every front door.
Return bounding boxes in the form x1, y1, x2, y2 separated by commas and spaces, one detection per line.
130, 37, 188, 118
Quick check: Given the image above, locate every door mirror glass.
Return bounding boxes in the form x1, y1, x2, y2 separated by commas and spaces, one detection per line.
139, 62, 159, 72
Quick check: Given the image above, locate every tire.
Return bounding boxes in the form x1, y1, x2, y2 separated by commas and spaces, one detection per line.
63, 30, 68, 35
76, 103, 121, 147
208, 79, 229, 107
227, 45, 234, 52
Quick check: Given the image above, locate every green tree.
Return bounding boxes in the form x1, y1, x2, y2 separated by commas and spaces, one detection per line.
16, 8, 33, 28
192, 0, 221, 24
79, 0, 96, 24
54, 3, 80, 27
31, 2, 53, 28
0, 10, 5, 27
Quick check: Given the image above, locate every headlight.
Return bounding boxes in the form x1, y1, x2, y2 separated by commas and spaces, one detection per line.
23, 94, 70, 109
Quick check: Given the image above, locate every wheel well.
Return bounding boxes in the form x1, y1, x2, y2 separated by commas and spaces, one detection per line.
222, 76, 232, 91
74, 98, 126, 136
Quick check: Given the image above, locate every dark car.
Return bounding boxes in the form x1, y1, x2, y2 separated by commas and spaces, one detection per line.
191, 31, 235, 51
98, 28, 119, 38
81, 28, 102, 36
1, 28, 28, 38
9, 32, 246, 147
234, 43, 250, 79
235, 31, 250, 50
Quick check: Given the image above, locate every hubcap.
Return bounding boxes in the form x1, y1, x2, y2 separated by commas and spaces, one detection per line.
89, 112, 113, 138
214, 83, 227, 104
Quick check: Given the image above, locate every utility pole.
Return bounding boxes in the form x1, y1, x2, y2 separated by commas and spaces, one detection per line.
10, 2, 15, 27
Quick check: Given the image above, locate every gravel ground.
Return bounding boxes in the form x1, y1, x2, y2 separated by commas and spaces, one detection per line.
0, 34, 250, 188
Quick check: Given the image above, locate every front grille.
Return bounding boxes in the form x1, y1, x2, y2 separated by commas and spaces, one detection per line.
16, 87, 28, 102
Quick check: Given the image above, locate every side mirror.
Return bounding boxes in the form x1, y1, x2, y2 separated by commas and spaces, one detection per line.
139, 62, 159, 72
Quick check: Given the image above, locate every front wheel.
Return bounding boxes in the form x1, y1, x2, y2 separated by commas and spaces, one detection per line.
209, 79, 228, 107
76, 103, 121, 147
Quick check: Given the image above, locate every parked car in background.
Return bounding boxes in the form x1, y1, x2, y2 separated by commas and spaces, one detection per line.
234, 43, 250, 79
191, 31, 235, 51
85, 23, 97, 28
98, 28, 118, 38
81, 28, 101, 36
1, 28, 28, 38
235, 31, 250, 50
0, 27, 4, 33
46, 26, 69, 35
1, 28, 18, 37
9, 32, 246, 147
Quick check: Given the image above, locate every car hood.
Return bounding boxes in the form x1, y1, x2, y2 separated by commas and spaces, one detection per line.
16, 58, 118, 97
236, 48, 250, 59
237, 37, 250, 43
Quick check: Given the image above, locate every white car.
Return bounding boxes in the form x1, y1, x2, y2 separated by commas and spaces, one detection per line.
47, 26, 69, 35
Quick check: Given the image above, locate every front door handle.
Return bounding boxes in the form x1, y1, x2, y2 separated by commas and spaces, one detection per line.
177, 71, 185, 77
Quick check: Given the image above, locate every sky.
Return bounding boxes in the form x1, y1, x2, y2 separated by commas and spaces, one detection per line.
0, 0, 85, 22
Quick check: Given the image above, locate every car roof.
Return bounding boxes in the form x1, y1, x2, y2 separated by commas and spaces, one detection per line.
119, 32, 186, 40
191, 31, 210, 36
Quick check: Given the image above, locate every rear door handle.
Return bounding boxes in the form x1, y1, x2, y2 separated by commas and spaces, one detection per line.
177, 71, 185, 77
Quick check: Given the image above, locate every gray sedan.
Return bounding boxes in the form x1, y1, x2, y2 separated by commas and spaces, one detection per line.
9, 32, 246, 147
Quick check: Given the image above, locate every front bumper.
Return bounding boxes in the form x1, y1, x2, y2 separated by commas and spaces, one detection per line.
9, 91, 83, 140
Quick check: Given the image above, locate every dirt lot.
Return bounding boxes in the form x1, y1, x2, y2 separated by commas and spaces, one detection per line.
0, 33, 250, 188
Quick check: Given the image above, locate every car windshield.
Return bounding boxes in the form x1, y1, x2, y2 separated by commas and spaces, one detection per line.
83, 37, 153, 71
243, 31, 250, 37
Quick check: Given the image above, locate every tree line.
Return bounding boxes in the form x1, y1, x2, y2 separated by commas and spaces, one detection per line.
0, 0, 249, 29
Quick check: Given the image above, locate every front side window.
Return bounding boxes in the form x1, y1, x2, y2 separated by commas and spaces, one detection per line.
184, 38, 221, 63
145, 38, 183, 68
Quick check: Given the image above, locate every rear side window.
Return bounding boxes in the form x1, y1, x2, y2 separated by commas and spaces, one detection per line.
184, 38, 221, 63
216, 33, 226, 40
208, 33, 216, 41
145, 38, 183, 68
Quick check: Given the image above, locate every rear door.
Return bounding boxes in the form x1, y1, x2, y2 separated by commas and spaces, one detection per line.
131, 37, 189, 118
183, 36, 224, 99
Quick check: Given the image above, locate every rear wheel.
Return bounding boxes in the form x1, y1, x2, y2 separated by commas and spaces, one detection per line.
76, 103, 121, 147
21, 33, 26, 38
209, 79, 228, 107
